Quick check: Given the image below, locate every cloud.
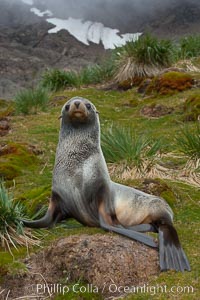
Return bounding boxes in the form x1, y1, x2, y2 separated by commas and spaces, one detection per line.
4, 0, 200, 32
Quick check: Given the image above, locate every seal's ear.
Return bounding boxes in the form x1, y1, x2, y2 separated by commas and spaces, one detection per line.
96, 111, 99, 114
58, 115, 62, 120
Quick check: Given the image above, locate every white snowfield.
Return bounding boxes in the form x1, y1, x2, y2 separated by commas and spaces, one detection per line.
47, 17, 141, 49
21, 1, 142, 49
22, 0, 33, 5
30, 8, 53, 17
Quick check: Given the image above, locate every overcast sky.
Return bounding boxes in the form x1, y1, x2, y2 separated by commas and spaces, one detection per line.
1, 0, 200, 32
10, 0, 198, 17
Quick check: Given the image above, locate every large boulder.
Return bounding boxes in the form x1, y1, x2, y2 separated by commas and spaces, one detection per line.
2, 233, 159, 298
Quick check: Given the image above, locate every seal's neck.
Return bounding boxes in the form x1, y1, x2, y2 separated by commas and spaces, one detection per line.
59, 119, 100, 147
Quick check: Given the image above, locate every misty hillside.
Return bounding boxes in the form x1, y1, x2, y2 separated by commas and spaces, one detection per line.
0, 0, 200, 99
35, 0, 200, 36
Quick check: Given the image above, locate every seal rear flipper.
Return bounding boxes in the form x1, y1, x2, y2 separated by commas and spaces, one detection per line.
22, 196, 64, 229
22, 209, 54, 228
158, 224, 191, 272
99, 214, 158, 248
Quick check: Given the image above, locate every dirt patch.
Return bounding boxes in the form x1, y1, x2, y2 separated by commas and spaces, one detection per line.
141, 104, 174, 118
138, 79, 152, 95
0, 143, 42, 157
0, 118, 10, 136
2, 233, 159, 299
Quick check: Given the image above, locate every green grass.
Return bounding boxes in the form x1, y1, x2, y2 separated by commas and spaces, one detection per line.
0, 84, 200, 299
15, 86, 49, 115
40, 34, 200, 94
41, 69, 80, 91
79, 59, 115, 85
101, 126, 162, 171
179, 34, 200, 59
41, 59, 115, 92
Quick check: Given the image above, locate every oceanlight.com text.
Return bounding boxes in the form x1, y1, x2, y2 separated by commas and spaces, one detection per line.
106, 283, 194, 295
35, 283, 195, 296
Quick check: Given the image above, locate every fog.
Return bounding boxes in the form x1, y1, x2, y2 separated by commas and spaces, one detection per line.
31, 0, 200, 19
34, 0, 200, 32
1, 0, 200, 32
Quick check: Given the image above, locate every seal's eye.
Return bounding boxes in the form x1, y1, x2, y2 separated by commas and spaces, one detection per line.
86, 103, 91, 110
65, 104, 70, 111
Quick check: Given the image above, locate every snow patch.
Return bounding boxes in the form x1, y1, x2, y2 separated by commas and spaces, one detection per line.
30, 8, 53, 17
47, 17, 141, 49
29, 6, 142, 49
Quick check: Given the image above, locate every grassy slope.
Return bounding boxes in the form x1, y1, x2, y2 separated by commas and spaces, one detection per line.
0, 86, 199, 299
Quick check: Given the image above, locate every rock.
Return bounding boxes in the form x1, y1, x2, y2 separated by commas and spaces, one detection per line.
143, 72, 194, 96
138, 79, 152, 95
2, 234, 159, 298
0, 118, 10, 136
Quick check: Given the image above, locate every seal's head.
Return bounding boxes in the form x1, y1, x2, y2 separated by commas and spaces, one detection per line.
61, 97, 98, 126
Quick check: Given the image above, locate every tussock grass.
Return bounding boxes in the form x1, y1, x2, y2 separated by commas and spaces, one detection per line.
101, 126, 162, 172
41, 59, 115, 92
41, 69, 79, 91
114, 34, 175, 82
39, 34, 200, 93
0, 180, 39, 254
79, 60, 115, 85
176, 123, 200, 165
15, 86, 49, 115
179, 35, 200, 59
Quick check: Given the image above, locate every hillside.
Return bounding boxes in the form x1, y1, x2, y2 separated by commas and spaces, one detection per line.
0, 0, 106, 99
0, 1, 200, 299
0, 72, 199, 298
1, 0, 200, 99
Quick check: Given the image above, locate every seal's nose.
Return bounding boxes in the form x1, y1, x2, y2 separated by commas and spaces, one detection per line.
74, 101, 81, 108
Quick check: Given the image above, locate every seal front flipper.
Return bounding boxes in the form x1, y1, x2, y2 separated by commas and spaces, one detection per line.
158, 224, 191, 272
121, 223, 157, 233
99, 215, 158, 248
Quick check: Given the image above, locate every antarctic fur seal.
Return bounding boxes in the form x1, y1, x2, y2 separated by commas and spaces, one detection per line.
23, 97, 190, 272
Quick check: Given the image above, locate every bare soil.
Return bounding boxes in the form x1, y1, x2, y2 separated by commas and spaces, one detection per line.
0, 118, 10, 136
2, 233, 159, 299
141, 104, 174, 118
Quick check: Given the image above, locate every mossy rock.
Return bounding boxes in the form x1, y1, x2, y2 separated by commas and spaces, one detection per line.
183, 93, 200, 121
0, 142, 38, 180
118, 77, 144, 90
0, 118, 10, 137
146, 71, 194, 95
137, 78, 152, 94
